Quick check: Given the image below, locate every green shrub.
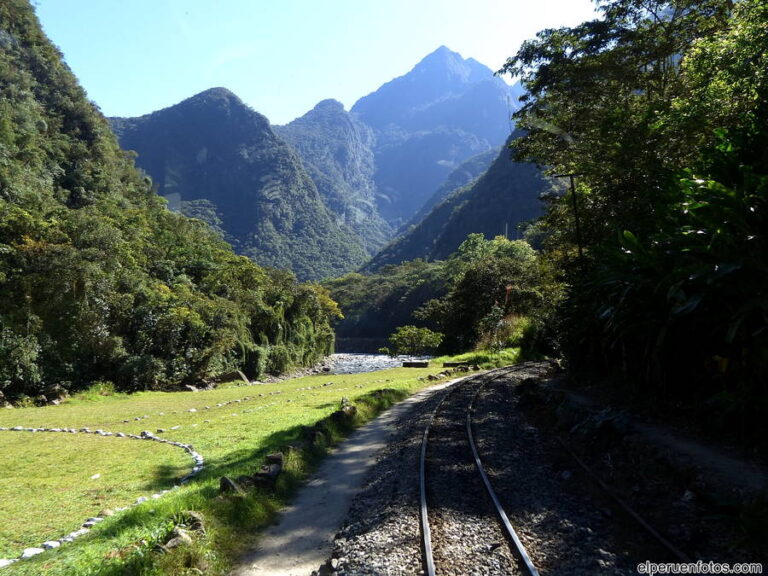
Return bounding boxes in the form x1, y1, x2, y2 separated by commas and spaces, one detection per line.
388, 325, 444, 356
243, 345, 268, 380
267, 345, 292, 375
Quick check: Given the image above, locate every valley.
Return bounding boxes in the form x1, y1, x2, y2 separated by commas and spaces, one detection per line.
1, 0, 766, 574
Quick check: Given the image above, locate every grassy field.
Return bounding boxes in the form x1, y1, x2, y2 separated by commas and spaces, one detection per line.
0, 363, 462, 575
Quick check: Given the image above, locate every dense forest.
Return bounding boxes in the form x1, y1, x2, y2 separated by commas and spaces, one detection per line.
0, 0, 341, 401
500, 0, 768, 445
327, 233, 560, 356
2, 0, 766, 451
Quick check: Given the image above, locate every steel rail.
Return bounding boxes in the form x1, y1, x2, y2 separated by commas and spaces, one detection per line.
419, 366, 527, 576
556, 436, 691, 563
419, 380, 464, 576
466, 378, 541, 576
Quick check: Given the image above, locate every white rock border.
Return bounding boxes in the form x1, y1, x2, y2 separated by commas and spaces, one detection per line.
0, 384, 356, 567
0, 426, 205, 568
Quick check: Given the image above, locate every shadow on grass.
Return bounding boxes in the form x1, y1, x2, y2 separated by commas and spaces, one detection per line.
139, 461, 191, 491
23, 387, 413, 576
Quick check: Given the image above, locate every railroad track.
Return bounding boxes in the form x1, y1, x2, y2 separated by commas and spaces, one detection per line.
419, 364, 548, 576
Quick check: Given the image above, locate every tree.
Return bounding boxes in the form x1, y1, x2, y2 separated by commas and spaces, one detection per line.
499, 0, 733, 245
387, 326, 443, 356
417, 235, 547, 352
499, 0, 767, 443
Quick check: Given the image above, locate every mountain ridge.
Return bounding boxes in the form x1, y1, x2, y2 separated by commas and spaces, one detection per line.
364, 136, 553, 271
350, 46, 524, 227
110, 89, 368, 281
274, 98, 391, 253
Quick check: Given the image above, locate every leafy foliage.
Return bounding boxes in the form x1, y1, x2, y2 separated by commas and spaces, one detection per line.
500, 0, 767, 443
387, 325, 443, 356
327, 234, 562, 356
416, 234, 559, 353
323, 259, 447, 346
0, 1, 340, 399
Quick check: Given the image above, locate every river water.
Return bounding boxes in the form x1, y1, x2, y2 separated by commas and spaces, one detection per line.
323, 353, 430, 375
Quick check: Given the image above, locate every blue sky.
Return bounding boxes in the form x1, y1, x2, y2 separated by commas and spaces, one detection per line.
34, 0, 598, 125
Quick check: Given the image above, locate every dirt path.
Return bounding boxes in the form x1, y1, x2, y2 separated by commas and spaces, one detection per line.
556, 385, 768, 496
229, 378, 463, 576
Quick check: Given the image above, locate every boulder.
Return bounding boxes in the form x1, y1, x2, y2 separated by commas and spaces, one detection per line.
210, 370, 250, 385
219, 476, 245, 495
164, 527, 193, 549
331, 405, 357, 425
265, 452, 284, 465
182, 510, 205, 533
43, 383, 69, 401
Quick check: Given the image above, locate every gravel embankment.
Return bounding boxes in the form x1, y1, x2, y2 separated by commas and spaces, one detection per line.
425, 374, 521, 576
472, 375, 652, 575
318, 379, 444, 575
320, 362, 675, 575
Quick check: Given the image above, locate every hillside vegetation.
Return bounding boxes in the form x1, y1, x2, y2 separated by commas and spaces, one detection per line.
0, 1, 340, 401
110, 89, 368, 281
327, 234, 561, 356
365, 136, 552, 271
275, 99, 392, 254
502, 0, 768, 446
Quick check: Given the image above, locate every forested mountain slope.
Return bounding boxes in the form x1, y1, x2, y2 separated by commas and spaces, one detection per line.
364, 139, 551, 270
401, 146, 499, 232
274, 99, 391, 254
0, 0, 340, 399
110, 89, 367, 281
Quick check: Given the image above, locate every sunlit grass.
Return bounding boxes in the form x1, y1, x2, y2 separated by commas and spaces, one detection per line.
0, 434, 189, 558
0, 364, 460, 575
434, 346, 522, 368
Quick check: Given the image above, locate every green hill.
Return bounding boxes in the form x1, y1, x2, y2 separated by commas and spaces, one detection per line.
110, 89, 367, 281
364, 139, 552, 271
0, 0, 339, 400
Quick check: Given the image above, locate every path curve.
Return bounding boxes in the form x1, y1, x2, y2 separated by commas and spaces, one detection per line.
230, 377, 465, 576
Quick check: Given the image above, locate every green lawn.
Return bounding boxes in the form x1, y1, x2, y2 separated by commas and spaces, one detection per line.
0, 365, 456, 575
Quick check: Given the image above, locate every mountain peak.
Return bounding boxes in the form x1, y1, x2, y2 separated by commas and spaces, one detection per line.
187, 87, 243, 107
412, 46, 493, 84
422, 45, 458, 60
171, 87, 271, 128
313, 99, 346, 113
